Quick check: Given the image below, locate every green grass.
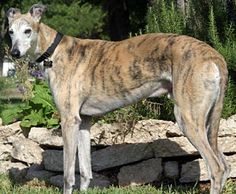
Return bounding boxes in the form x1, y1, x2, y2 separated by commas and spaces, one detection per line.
0, 174, 235, 194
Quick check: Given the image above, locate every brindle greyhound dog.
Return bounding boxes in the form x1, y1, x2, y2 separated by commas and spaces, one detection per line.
7, 3, 230, 194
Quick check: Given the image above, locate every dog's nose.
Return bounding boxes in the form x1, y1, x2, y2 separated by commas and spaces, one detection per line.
11, 49, 21, 58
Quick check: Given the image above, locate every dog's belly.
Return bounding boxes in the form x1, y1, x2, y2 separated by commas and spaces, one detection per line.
80, 80, 171, 116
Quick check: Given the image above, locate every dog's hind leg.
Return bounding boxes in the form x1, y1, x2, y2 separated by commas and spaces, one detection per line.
175, 105, 227, 194
173, 61, 229, 194
78, 115, 93, 191
206, 91, 230, 191
174, 86, 229, 194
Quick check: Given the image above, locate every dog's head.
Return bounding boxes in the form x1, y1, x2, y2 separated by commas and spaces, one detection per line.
7, 4, 46, 58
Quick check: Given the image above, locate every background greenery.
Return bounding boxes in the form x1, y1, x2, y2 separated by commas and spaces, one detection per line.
0, 0, 236, 127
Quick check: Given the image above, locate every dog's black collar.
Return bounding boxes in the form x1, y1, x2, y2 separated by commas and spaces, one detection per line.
36, 32, 64, 66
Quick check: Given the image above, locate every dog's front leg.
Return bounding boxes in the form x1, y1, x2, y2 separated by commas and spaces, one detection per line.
61, 115, 80, 194
78, 116, 93, 191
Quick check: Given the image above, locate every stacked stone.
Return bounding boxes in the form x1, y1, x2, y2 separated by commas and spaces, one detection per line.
0, 115, 235, 188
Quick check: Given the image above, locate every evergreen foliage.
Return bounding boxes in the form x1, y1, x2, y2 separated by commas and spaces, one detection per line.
222, 78, 236, 118
144, 0, 236, 119
20, 0, 106, 38
207, 4, 236, 117
146, 0, 185, 34
208, 6, 221, 48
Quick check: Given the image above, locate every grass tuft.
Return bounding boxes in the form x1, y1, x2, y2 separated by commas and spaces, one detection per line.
0, 173, 235, 194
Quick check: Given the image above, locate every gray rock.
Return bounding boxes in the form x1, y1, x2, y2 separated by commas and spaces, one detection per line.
11, 137, 43, 164
180, 159, 208, 183
90, 173, 111, 188
91, 115, 236, 146
0, 118, 2, 126
219, 115, 236, 137
44, 143, 155, 173
131, 119, 175, 140
91, 120, 178, 145
43, 150, 79, 172
227, 154, 236, 178
90, 115, 236, 146
180, 154, 236, 183
43, 150, 63, 172
164, 161, 179, 179
25, 163, 56, 181
152, 137, 198, 157
218, 136, 236, 153
91, 123, 125, 145
117, 158, 162, 186
28, 127, 63, 147
44, 144, 154, 173
152, 136, 236, 158
0, 144, 12, 160
9, 166, 28, 183
0, 161, 27, 174
50, 173, 110, 189
25, 169, 56, 181
166, 123, 183, 137
92, 143, 153, 171
0, 121, 23, 143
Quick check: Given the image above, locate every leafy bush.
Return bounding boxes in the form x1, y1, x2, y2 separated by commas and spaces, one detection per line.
146, 0, 185, 34
0, 75, 27, 125
0, 55, 59, 129
19, 81, 60, 129
0, 81, 60, 129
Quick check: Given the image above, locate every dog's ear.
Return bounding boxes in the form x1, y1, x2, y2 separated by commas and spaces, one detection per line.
29, 4, 47, 22
6, 8, 21, 24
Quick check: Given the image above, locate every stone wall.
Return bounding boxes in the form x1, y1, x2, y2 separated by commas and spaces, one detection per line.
0, 115, 235, 188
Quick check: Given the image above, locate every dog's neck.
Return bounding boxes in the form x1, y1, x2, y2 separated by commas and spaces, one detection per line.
36, 23, 58, 58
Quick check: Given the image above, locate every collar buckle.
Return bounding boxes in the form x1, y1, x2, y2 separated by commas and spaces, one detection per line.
43, 59, 53, 68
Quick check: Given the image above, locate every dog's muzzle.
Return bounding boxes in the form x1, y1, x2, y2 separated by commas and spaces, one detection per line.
11, 48, 21, 58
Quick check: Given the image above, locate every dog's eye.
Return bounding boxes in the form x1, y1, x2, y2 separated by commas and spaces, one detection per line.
9, 30, 14, 35
24, 29, 32, 35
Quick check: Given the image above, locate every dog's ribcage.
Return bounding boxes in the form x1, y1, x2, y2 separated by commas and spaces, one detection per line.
79, 34, 176, 116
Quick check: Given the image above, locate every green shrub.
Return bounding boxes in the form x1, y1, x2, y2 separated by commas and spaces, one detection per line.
0, 80, 60, 129
19, 81, 60, 129
0, 76, 27, 125
222, 78, 236, 118
208, 6, 221, 48
0, 100, 26, 124
146, 0, 185, 34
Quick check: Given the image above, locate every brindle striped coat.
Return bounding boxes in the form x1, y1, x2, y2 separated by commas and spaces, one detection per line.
7, 4, 229, 194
